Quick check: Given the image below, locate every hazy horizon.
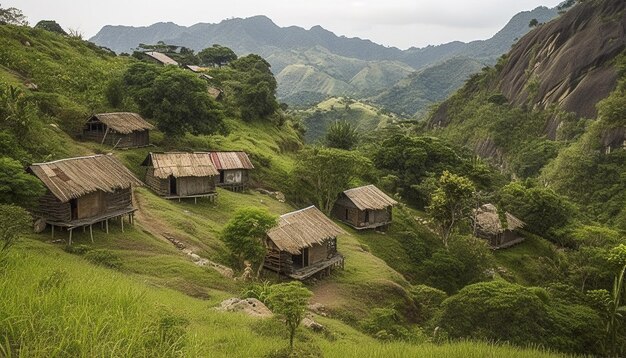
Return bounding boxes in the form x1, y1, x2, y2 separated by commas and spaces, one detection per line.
5, 0, 563, 49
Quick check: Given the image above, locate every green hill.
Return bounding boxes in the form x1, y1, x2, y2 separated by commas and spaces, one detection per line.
0, 10, 622, 357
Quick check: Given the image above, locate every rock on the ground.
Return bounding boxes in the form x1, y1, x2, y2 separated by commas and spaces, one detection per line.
217, 298, 272, 318
308, 303, 328, 317
302, 316, 325, 332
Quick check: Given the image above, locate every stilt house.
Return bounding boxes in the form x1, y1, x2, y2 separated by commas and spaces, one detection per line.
28, 154, 143, 244
332, 185, 397, 230
83, 112, 154, 148
472, 204, 526, 249
208, 151, 254, 191
265, 206, 346, 280
141, 152, 219, 202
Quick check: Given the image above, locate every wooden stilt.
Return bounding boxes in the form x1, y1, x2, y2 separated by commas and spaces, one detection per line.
69, 229, 73, 245
121, 216, 124, 232
89, 225, 94, 243
106, 219, 109, 234
194, 197, 197, 204
83, 226, 86, 233
51, 225, 54, 239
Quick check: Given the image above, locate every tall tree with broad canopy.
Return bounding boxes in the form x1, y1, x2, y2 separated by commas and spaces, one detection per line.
427, 171, 475, 248
198, 44, 237, 67
220, 208, 277, 277
292, 147, 371, 215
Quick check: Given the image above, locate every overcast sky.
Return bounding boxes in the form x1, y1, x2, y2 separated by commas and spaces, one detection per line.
7, 0, 563, 49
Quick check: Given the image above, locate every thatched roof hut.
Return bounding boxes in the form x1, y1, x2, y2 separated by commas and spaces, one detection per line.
265, 206, 346, 280
208, 151, 254, 191
83, 112, 154, 148
28, 154, 142, 243
207, 86, 224, 101
473, 204, 525, 248
141, 152, 219, 201
332, 185, 397, 230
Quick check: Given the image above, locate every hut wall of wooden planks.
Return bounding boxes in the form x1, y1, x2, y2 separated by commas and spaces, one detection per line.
332, 185, 397, 230
142, 152, 219, 201
208, 151, 254, 191
83, 112, 154, 148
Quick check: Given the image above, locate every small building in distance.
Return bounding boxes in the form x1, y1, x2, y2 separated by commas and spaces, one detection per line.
265, 206, 346, 280
186, 65, 211, 72
139, 51, 179, 66
472, 204, 526, 249
207, 86, 224, 101
141, 152, 219, 202
208, 151, 254, 191
83, 112, 154, 148
332, 184, 397, 230
28, 154, 143, 244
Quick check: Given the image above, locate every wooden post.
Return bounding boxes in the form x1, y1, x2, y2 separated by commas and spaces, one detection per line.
105, 219, 109, 234
51, 225, 54, 239
89, 225, 94, 243
121, 216, 124, 232
194, 197, 197, 204
101, 126, 110, 145
69, 229, 73, 245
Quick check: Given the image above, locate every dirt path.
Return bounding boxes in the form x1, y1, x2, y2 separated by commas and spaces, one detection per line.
133, 192, 234, 278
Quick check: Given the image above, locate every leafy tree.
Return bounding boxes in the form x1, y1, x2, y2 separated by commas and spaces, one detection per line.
427, 171, 475, 247
499, 181, 576, 244
267, 281, 312, 350
34, 20, 67, 35
0, 204, 31, 258
122, 63, 225, 137
220, 208, 277, 276
0, 157, 45, 207
0, 4, 27, 25
325, 121, 359, 150
198, 44, 237, 67
229, 54, 278, 121
529, 18, 539, 27
439, 280, 603, 355
292, 147, 371, 214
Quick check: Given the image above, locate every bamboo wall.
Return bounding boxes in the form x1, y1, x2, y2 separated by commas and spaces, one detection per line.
83, 127, 149, 148
332, 200, 392, 228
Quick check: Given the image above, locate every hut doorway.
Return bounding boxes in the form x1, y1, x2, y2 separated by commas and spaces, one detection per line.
292, 248, 309, 269
364, 210, 370, 224
169, 175, 177, 195
70, 199, 78, 220
219, 171, 225, 184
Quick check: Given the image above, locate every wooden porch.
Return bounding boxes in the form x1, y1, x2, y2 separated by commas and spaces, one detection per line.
47, 207, 137, 245
288, 254, 345, 280
163, 192, 217, 203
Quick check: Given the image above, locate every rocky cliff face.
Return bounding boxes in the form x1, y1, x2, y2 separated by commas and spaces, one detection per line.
497, 0, 625, 118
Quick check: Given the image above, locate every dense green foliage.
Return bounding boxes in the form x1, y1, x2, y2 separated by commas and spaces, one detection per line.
34, 20, 67, 35
198, 44, 237, 67
373, 134, 499, 207
120, 62, 226, 137
439, 280, 604, 355
0, 204, 31, 256
220, 207, 277, 272
0, 157, 45, 207
325, 121, 359, 150
292, 146, 371, 214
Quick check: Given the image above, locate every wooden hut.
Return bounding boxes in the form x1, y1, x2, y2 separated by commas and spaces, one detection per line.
83, 112, 154, 148
207, 86, 224, 101
332, 185, 397, 230
140, 51, 179, 66
141, 152, 219, 202
472, 204, 526, 249
208, 151, 254, 191
265, 206, 346, 280
28, 154, 143, 244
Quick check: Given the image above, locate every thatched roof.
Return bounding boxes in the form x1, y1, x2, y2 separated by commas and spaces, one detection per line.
144, 51, 179, 66
28, 154, 143, 203
343, 184, 397, 210
186, 65, 211, 72
207, 86, 223, 100
141, 152, 219, 179
209, 151, 254, 170
473, 204, 525, 235
267, 206, 346, 255
88, 112, 154, 134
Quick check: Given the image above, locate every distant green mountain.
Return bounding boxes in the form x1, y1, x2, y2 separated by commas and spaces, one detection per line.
372, 57, 486, 118
90, 7, 558, 107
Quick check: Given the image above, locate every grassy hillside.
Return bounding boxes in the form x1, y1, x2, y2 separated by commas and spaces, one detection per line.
297, 97, 397, 143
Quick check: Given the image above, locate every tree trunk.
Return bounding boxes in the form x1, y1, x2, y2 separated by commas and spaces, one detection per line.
289, 327, 295, 350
